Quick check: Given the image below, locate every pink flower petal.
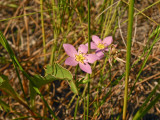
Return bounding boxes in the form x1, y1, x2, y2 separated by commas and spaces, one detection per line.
78, 44, 88, 54
103, 36, 113, 46
65, 57, 78, 66
85, 54, 99, 63
85, 42, 97, 49
96, 50, 104, 59
92, 35, 102, 45
79, 63, 92, 74
63, 44, 77, 57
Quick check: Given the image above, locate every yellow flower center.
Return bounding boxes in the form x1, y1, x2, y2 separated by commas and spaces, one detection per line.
97, 43, 105, 49
75, 53, 85, 64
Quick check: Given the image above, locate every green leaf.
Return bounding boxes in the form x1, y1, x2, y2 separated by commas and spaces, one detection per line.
31, 74, 57, 88
45, 64, 54, 75
68, 80, 78, 95
30, 63, 78, 106
30, 63, 78, 102
53, 63, 72, 80
54, 63, 78, 94
29, 74, 58, 119
29, 74, 58, 106
53, 63, 78, 94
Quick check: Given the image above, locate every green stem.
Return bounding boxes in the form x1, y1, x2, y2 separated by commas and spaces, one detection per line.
83, 97, 86, 120
87, 0, 91, 119
87, 1, 91, 53
34, 87, 58, 120
67, 94, 76, 108
50, 0, 58, 66
75, 65, 79, 83
87, 78, 90, 120
74, 95, 80, 120
14, 62, 27, 102
40, 0, 46, 61
73, 65, 79, 119
123, 0, 134, 120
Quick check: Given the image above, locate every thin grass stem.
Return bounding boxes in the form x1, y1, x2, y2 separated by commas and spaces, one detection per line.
123, 0, 134, 119
67, 94, 76, 108
74, 95, 80, 120
40, 0, 46, 61
83, 97, 86, 120
50, 0, 56, 66
73, 65, 79, 119
87, 0, 91, 119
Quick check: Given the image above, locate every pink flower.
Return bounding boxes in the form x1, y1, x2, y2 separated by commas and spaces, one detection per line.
63, 44, 99, 74
86, 35, 113, 58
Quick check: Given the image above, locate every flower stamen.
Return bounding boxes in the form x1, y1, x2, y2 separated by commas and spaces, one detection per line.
75, 53, 85, 64
97, 43, 105, 49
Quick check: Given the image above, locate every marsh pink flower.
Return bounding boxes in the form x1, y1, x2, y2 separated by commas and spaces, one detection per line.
63, 44, 99, 74
86, 35, 113, 58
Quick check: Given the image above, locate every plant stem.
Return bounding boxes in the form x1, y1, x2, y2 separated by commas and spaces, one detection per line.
40, 0, 46, 62
87, 0, 91, 119
123, 0, 134, 120
75, 65, 79, 83
87, 0, 91, 53
74, 95, 80, 120
50, 0, 58, 66
73, 65, 79, 119
83, 97, 86, 120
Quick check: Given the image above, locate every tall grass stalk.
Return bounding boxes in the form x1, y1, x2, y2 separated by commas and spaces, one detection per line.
87, 0, 91, 119
123, 0, 134, 119
50, 0, 57, 66
74, 95, 80, 120
83, 97, 86, 120
40, 0, 46, 61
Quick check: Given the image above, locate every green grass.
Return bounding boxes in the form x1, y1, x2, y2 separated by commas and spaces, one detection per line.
0, 0, 159, 119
